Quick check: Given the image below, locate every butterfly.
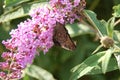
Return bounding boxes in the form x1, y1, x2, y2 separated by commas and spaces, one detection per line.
53, 23, 76, 51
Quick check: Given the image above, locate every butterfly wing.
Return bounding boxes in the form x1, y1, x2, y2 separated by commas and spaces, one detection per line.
53, 23, 76, 51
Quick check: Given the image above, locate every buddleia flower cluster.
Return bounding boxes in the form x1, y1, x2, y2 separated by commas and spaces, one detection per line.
0, 0, 86, 79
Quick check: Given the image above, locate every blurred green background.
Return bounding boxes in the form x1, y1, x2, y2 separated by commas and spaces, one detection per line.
0, 0, 120, 80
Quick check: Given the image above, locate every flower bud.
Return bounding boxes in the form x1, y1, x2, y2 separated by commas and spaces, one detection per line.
100, 36, 114, 48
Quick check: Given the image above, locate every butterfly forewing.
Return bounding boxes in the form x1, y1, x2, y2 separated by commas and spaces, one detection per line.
53, 23, 76, 51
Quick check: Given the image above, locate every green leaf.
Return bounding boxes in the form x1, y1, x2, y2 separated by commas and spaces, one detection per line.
114, 54, 120, 69
83, 10, 107, 37
25, 65, 56, 80
87, 57, 118, 75
113, 31, 120, 48
107, 17, 115, 37
0, 2, 49, 22
66, 23, 94, 37
92, 45, 102, 54
23, 74, 30, 80
114, 31, 120, 41
113, 4, 120, 17
70, 51, 105, 80
5, 0, 30, 7
101, 48, 114, 74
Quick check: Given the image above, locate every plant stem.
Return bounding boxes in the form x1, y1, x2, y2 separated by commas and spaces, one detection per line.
114, 19, 120, 26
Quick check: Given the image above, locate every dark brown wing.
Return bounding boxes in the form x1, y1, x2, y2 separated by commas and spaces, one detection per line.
53, 23, 76, 51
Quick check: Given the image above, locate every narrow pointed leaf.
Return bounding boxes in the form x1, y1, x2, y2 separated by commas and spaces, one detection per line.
114, 54, 120, 69
87, 57, 118, 75
83, 10, 107, 37
107, 17, 115, 37
70, 51, 105, 80
101, 48, 114, 73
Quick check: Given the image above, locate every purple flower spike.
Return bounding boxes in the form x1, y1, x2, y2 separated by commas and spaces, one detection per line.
0, 0, 85, 79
